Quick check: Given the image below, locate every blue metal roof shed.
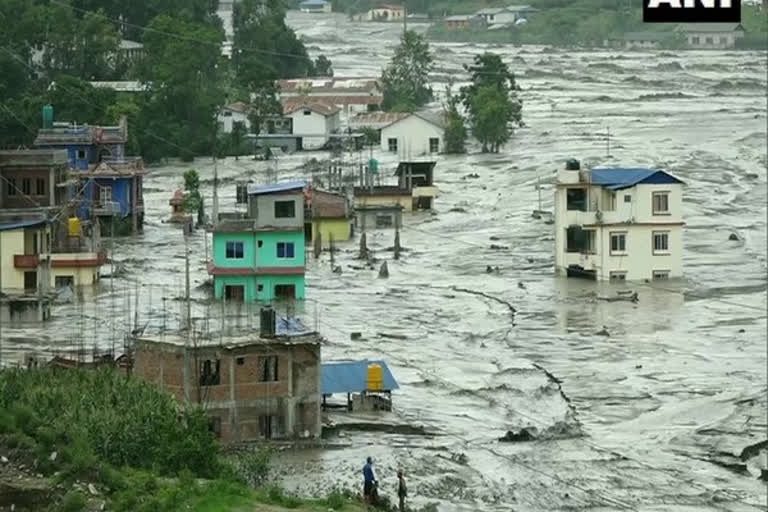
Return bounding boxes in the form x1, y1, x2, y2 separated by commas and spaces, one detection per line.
590, 167, 684, 191
322, 360, 399, 395
247, 181, 306, 196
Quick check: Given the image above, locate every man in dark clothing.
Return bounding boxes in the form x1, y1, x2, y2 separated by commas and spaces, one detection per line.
363, 456, 377, 504
397, 469, 408, 511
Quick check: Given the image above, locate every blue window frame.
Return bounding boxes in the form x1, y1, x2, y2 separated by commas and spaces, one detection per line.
276, 242, 295, 259
225, 241, 244, 259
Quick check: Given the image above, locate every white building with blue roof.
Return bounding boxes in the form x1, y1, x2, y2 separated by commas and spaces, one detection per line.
554, 160, 685, 282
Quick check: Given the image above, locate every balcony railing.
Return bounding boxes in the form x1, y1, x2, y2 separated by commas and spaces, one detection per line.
14, 254, 40, 268
93, 201, 122, 216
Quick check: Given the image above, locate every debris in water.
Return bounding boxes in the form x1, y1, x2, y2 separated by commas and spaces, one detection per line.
379, 332, 407, 340
489, 244, 509, 250
452, 286, 517, 317
489, 236, 501, 241
350, 332, 362, 340
378, 261, 389, 278
499, 427, 537, 442
596, 327, 610, 336
449, 207, 467, 213
518, 282, 526, 289
728, 233, 740, 241
598, 291, 638, 303
332, 265, 342, 274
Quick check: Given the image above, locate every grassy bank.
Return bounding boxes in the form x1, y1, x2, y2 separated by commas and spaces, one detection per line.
0, 368, 435, 511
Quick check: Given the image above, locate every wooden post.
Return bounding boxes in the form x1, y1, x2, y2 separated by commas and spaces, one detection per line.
394, 227, 401, 260
329, 232, 335, 268
131, 175, 138, 236
313, 230, 322, 259
359, 232, 368, 260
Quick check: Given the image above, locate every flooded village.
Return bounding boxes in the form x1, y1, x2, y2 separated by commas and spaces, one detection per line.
0, 1, 766, 511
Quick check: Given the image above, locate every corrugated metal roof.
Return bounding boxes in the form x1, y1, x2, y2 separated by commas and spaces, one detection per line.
590, 167, 684, 190
0, 218, 48, 232
247, 181, 307, 196
322, 360, 399, 394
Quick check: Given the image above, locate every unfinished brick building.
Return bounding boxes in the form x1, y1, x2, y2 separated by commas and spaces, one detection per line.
132, 311, 322, 443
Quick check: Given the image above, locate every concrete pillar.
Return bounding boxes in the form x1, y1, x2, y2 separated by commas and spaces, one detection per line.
49, 168, 55, 206
229, 354, 238, 442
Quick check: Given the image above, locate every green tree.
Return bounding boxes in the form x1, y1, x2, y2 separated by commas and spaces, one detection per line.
313, 55, 334, 77
381, 30, 433, 111
138, 15, 225, 161
460, 53, 522, 153
230, 121, 247, 159
442, 79, 466, 154
469, 86, 516, 153
183, 169, 205, 224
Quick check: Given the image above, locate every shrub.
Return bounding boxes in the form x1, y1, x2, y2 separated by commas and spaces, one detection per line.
59, 490, 88, 512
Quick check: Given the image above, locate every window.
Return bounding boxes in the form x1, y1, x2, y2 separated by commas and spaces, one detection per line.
36, 178, 45, 196
566, 188, 587, 211
276, 242, 295, 258
376, 214, 393, 228
652, 192, 669, 214
719, 36, 727, 44
55, 276, 74, 289
692, 36, 700, 44
653, 270, 669, 280
257, 284, 264, 292
705, 36, 713, 44
653, 231, 669, 254
624, 194, 631, 203
7, 178, 16, 196
274, 200, 296, 218
609, 271, 627, 282
225, 241, 244, 259
260, 356, 279, 382
260, 415, 277, 439
388, 138, 397, 152
565, 226, 595, 253
101, 186, 112, 203
610, 232, 627, 254
303, 109, 312, 116
22, 178, 30, 195
257, 240, 263, 248
77, 149, 86, 160
274, 284, 295, 299
200, 359, 221, 386
236, 357, 245, 366
429, 137, 439, 153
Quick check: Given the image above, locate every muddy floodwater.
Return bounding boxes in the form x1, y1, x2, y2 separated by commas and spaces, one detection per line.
3, 12, 767, 512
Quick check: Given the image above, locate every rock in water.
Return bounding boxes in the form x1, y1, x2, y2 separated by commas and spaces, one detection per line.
499, 427, 538, 442
728, 233, 740, 241
378, 261, 389, 279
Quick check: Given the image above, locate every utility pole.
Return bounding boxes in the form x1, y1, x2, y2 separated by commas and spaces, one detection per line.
212, 157, 219, 227
185, 237, 191, 332
403, 0, 407, 34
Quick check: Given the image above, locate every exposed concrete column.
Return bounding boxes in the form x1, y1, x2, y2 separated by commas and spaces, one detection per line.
131, 176, 138, 236
229, 354, 238, 442
49, 168, 55, 206
286, 350, 294, 436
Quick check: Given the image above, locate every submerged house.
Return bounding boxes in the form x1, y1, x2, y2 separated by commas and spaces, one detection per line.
353, 160, 438, 212
299, 0, 332, 13
322, 359, 399, 412
33, 107, 146, 235
379, 111, 446, 156
276, 77, 383, 127
0, 149, 105, 299
354, 204, 403, 231
133, 309, 323, 442
208, 181, 307, 302
554, 159, 685, 281
305, 187, 353, 246
676, 23, 745, 49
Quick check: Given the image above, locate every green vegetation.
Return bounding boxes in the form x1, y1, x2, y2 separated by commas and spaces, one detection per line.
0, 0, 332, 162
460, 54, 522, 153
441, 80, 466, 154
381, 31, 434, 112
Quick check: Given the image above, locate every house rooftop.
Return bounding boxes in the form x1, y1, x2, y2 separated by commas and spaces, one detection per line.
222, 101, 250, 114
349, 112, 409, 127
89, 81, 148, 92
282, 99, 340, 116
589, 167, 685, 191
119, 39, 143, 50
211, 218, 304, 233
0, 149, 69, 167
247, 180, 307, 196
354, 204, 405, 212
394, 161, 436, 176
137, 328, 322, 350
277, 77, 381, 95
676, 23, 744, 32
445, 14, 477, 21
322, 360, 399, 395
354, 185, 409, 197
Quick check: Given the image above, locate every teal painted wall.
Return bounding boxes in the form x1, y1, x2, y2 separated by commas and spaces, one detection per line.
214, 275, 258, 302
212, 232, 255, 268
255, 231, 305, 267
214, 274, 305, 301
256, 275, 305, 301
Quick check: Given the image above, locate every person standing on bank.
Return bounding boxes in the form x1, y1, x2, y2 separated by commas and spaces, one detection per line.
363, 456, 377, 504
397, 469, 408, 511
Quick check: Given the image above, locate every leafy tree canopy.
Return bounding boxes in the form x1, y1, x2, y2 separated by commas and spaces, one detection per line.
381, 30, 433, 111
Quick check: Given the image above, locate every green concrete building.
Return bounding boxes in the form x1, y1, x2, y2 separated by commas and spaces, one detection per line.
208, 220, 305, 302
